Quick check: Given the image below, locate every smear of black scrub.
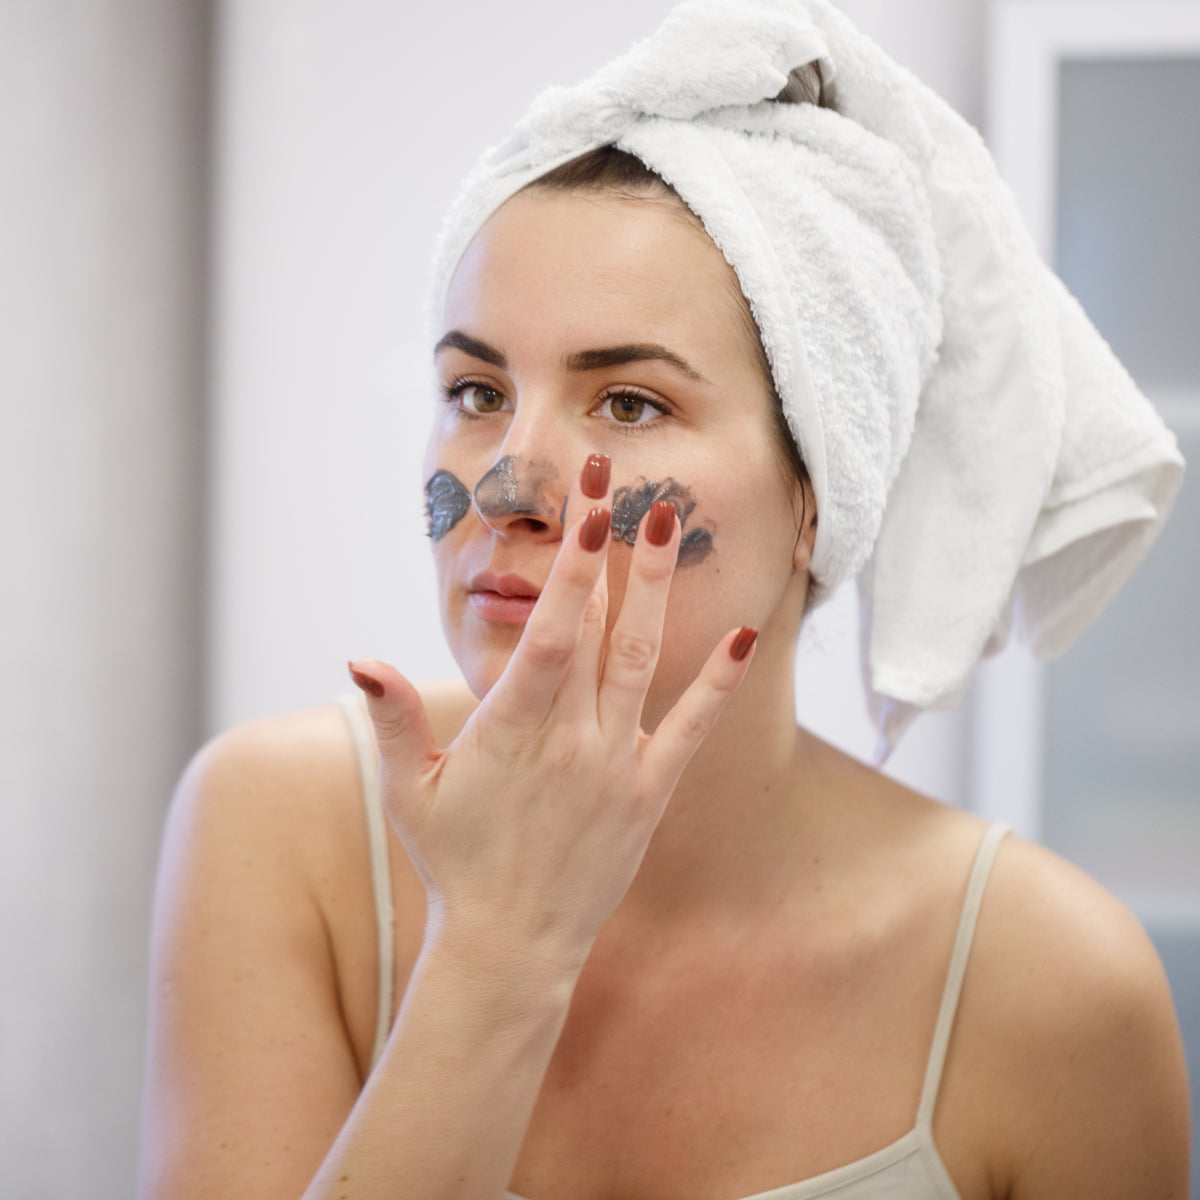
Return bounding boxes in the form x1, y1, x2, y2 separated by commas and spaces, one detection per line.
424, 470, 471, 540
473, 455, 558, 521
610, 478, 714, 566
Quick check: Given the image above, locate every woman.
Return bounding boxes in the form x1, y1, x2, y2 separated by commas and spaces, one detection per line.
139, 3, 1191, 1198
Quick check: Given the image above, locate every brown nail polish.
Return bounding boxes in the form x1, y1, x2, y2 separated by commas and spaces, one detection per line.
348, 660, 384, 697
644, 499, 676, 547
581, 453, 611, 500
729, 627, 758, 662
579, 506, 610, 552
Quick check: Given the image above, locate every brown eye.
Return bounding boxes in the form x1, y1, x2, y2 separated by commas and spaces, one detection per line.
457, 384, 507, 415
611, 394, 646, 422
597, 390, 664, 426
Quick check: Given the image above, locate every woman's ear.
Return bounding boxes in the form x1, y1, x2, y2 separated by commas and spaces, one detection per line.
793, 477, 818, 573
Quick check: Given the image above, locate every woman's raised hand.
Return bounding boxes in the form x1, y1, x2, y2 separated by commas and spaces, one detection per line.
349, 454, 757, 980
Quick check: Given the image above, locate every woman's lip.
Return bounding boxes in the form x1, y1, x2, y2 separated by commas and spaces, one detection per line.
466, 571, 542, 624
468, 571, 542, 599
467, 591, 538, 624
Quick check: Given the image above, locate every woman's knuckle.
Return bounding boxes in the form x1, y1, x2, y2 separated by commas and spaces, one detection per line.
523, 631, 574, 671
637, 554, 676, 586
582, 592, 605, 626
609, 630, 658, 673
679, 709, 713, 744
372, 709, 410, 746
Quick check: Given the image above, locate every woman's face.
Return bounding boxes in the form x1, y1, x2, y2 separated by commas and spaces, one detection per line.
426, 188, 812, 710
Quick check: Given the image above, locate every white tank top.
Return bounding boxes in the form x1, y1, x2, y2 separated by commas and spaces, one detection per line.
338, 692, 1010, 1200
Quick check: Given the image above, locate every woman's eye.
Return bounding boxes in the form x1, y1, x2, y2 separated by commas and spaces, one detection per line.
597, 391, 663, 425
448, 383, 507, 415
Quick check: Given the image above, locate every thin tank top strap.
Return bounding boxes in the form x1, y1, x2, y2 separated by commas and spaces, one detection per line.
336, 691, 395, 1073
916, 820, 1011, 1128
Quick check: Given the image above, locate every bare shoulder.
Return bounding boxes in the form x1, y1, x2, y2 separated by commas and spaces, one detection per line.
170, 676, 477, 835
170, 701, 358, 834
162, 676, 477, 905
143, 682, 476, 1199
160, 678, 478, 913
977, 835, 1183, 1056
142, 703, 368, 1198
960, 834, 1192, 1198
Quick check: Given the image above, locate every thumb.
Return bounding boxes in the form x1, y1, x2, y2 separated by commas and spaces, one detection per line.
347, 658, 438, 782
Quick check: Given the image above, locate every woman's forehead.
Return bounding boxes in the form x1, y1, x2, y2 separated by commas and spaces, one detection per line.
441, 189, 752, 375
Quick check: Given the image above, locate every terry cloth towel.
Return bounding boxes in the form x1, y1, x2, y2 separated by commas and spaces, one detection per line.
425, 0, 1185, 758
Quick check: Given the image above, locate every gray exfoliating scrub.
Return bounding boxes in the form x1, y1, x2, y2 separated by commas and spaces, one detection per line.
473, 455, 559, 521
424, 470, 471, 540
611, 478, 714, 566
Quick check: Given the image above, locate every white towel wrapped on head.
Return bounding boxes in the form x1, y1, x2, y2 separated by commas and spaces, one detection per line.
426, 0, 1185, 759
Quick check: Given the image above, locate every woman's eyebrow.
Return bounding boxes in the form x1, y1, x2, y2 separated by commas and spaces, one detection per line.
565, 344, 707, 382
434, 330, 507, 368
434, 330, 708, 383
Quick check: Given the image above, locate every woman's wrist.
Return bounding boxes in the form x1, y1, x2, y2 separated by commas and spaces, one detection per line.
414, 914, 587, 1025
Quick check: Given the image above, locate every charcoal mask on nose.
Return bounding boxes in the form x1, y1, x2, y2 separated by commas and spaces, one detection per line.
473, 455, 560, 523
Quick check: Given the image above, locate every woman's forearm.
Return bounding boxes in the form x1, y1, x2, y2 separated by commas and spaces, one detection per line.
302, 928, 579, 1200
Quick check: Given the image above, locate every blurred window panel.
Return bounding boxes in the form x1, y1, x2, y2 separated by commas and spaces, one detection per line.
1047, 55, 1200, 1190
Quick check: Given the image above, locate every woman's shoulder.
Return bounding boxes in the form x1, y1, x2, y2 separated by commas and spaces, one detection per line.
833, 758, 1193, 1192
179, 700, 355, 801
167, 701, 359, 865
976, 832, 1178, 1041
951, 831, 1191, 1194
178, 678, 478, 801
820, 747, 1187, 1173
165, 678, 479, 882
815, 744, 1173, 1000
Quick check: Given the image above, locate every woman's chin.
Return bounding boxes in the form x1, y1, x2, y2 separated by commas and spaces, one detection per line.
454, 644, 517, 702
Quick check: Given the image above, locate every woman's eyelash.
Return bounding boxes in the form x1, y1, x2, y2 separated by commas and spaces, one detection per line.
438, 379, 505, 417
595, 388, 672, 430
437, 379, 673, 428
439, 379, 491, 402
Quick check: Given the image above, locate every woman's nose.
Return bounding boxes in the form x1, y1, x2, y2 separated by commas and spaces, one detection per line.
471, 452, 565, 539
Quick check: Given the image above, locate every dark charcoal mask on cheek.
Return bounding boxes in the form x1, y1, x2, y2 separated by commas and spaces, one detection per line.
473, 455, 559, 522
424, 470, 472, 540
611, 478, 714, 566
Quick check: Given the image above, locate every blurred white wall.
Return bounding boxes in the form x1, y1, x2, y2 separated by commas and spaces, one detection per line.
0, 3, 209, 1197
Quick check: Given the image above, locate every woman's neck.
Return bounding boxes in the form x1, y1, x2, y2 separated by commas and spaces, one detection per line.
614, 631, 836, 931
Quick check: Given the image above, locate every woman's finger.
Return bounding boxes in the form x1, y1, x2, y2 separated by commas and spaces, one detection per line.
596, 499, 680, 738
484, 498, 612, 730
637, 625, 758, 800
348, 658, 440, 787
550, 454, 612, 720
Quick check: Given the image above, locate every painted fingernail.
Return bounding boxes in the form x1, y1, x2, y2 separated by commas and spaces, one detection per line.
644, 499, 676, 547
579, 506, 610, 552
348, 660, 384, 697
729, 627, 758, 662
581, 453, 610, 500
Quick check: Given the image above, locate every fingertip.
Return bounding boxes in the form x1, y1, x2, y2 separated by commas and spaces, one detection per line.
348, 657, 420, 709
581, 452, 612, 500
348, 659, 385, 698
729, 626, 758, 662
348, 659, 436, 761
643, 499, 677, 548
579, 506, 611, 553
